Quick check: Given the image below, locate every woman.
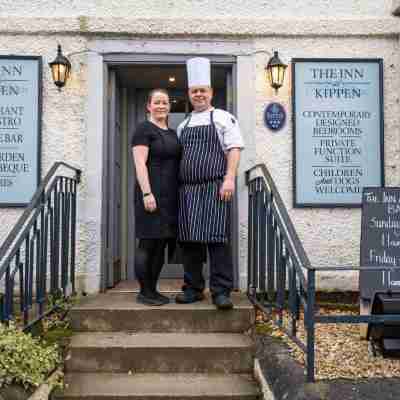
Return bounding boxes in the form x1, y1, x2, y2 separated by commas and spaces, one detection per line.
131, 88, 181, 306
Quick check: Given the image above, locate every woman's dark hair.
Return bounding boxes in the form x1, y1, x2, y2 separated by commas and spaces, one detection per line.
146, 88, 169, 105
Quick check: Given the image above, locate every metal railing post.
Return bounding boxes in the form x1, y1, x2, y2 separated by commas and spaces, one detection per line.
306, 268, 316, 382
253, 179, 262, 295
266, 194, 274, 302
259, 190, 267, 296
247, 182, 254, 296
70, 180, 77, 294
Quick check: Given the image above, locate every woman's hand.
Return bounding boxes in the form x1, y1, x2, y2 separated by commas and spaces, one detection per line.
143, 193, 157, 212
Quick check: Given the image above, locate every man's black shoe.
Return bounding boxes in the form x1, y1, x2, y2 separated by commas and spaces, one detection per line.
212, 294, 234, 310
136, 293, 165, 306
175, 290, 205, 304
153, 291, 170, 304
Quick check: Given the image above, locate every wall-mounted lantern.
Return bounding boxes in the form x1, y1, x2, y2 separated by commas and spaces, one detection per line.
49, 45, 71, 91
265, 51, 287, 93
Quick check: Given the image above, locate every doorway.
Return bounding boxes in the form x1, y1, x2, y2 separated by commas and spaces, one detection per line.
102, 59, 237, 290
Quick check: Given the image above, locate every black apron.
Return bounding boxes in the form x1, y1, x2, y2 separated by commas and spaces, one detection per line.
135, 123, 180, 239
178, 111, 229, 243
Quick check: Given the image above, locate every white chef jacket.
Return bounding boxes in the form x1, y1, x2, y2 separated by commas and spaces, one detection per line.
177, 107, 244, 152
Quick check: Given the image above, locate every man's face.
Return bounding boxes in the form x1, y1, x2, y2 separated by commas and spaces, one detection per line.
188, 86, 213, 112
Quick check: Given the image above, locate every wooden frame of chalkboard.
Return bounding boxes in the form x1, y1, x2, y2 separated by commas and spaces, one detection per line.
0, 55, 42, 207
360, 187, 400, 301
292, 58, 384, 208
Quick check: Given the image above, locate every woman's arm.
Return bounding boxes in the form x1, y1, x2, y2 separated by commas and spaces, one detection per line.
132, 145, 157, 212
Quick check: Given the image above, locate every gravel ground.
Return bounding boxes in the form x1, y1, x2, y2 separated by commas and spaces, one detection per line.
258, 307, 400, 381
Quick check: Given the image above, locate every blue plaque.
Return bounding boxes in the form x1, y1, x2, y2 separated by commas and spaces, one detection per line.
0, 56, 42, 207
264, 102, 286, 131
292, 59, 384, 207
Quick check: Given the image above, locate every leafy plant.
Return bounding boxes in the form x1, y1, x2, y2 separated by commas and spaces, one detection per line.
0, 322, 61, 389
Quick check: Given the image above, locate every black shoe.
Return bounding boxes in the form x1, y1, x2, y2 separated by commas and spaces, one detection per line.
153, 291, 170, 304
175, 290, 205, 304
136, 293, 164, 306
212, 294, 234, 310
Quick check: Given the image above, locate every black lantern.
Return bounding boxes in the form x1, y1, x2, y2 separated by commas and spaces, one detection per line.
49, 45, 71, 90
265, 51, 287, 93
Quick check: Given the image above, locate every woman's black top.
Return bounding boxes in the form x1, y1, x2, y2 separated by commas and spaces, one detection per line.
131, 120, 181, 239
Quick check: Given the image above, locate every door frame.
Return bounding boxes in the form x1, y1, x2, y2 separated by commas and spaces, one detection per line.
100, 54, 240, 291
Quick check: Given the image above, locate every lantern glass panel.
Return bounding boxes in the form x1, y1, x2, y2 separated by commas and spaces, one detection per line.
271, 66, 280, 87
51, 63, 69, 86
278, 65, 286, 87
51, 65, 58, 82
266, 68, 272, 87
58, 64, 68, 82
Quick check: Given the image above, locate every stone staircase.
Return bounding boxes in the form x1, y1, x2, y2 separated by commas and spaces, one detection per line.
53, 292, 261, 399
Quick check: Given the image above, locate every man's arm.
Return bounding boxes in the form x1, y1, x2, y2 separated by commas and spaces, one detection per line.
219, 148, 241, 201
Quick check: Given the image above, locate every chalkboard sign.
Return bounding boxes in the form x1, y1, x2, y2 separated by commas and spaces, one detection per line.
360, 187, 400, 300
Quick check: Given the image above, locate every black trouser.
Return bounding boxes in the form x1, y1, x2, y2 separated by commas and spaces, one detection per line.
135, 239, 168, 295
181, 242, 233, 296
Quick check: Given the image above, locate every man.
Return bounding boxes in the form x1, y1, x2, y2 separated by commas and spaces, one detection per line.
175, 57, 244, 310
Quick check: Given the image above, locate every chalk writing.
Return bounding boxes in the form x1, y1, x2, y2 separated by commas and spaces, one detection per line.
360, 188, 400, 300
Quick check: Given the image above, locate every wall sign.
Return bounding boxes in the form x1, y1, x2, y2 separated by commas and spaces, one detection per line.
264, 102, 286, 131
360, 187, 400, 301
0, 56, 42, 207
292, 58, 384, 207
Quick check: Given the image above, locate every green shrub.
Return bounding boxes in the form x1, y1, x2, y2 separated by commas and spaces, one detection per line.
0, 322, 61, 389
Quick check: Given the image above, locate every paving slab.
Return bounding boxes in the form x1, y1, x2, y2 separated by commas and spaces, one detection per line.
74, 292, 251, 309
70, 292, 254, 333
66, 332, 254, 373
53, 373, 261, 399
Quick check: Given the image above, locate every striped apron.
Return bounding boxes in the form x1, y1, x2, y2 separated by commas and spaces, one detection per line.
178, 111, 228, 243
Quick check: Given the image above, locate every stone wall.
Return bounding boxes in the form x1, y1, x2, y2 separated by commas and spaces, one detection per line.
0, 0, 395, 17
254, 36, 400, 289
0, 3, 399, 292
0, 35, 90, 288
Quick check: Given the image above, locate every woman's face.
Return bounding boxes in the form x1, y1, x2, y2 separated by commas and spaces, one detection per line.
147, 92, 170, 121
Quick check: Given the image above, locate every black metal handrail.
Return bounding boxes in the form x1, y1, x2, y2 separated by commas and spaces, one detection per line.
0, 162, 81, 330
246, 163, 400, 382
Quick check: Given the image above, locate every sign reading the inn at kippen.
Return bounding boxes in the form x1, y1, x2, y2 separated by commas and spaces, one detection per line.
292, 59, 384, 207
0, 56, 42, 207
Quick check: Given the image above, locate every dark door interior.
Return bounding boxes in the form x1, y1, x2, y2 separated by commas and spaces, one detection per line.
107, 63, 233, 285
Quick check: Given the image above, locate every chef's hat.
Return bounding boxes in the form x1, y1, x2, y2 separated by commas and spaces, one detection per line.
186, 57, 211, 87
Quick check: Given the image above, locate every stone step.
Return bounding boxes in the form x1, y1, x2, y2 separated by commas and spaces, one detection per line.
66, 332, 254, 373
52, 373, 261, 400
70, 292, 254, 333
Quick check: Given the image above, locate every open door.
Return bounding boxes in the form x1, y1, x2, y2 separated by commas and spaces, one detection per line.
105, 69, 122, 288
226, 67, 239, 289
103, 61, 237, 290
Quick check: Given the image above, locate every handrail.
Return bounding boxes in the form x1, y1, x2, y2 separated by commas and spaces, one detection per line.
246, 163, 312, 271
245, 164, 400, 273
245, 162, 400, 382
0, 162, 81, 277
0, 161, 81, 330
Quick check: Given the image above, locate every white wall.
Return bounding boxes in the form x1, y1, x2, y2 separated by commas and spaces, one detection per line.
0, 34, 90, 289
0, 3, 399, 292
0, 0, 395, 17
254, 36, 400, 289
